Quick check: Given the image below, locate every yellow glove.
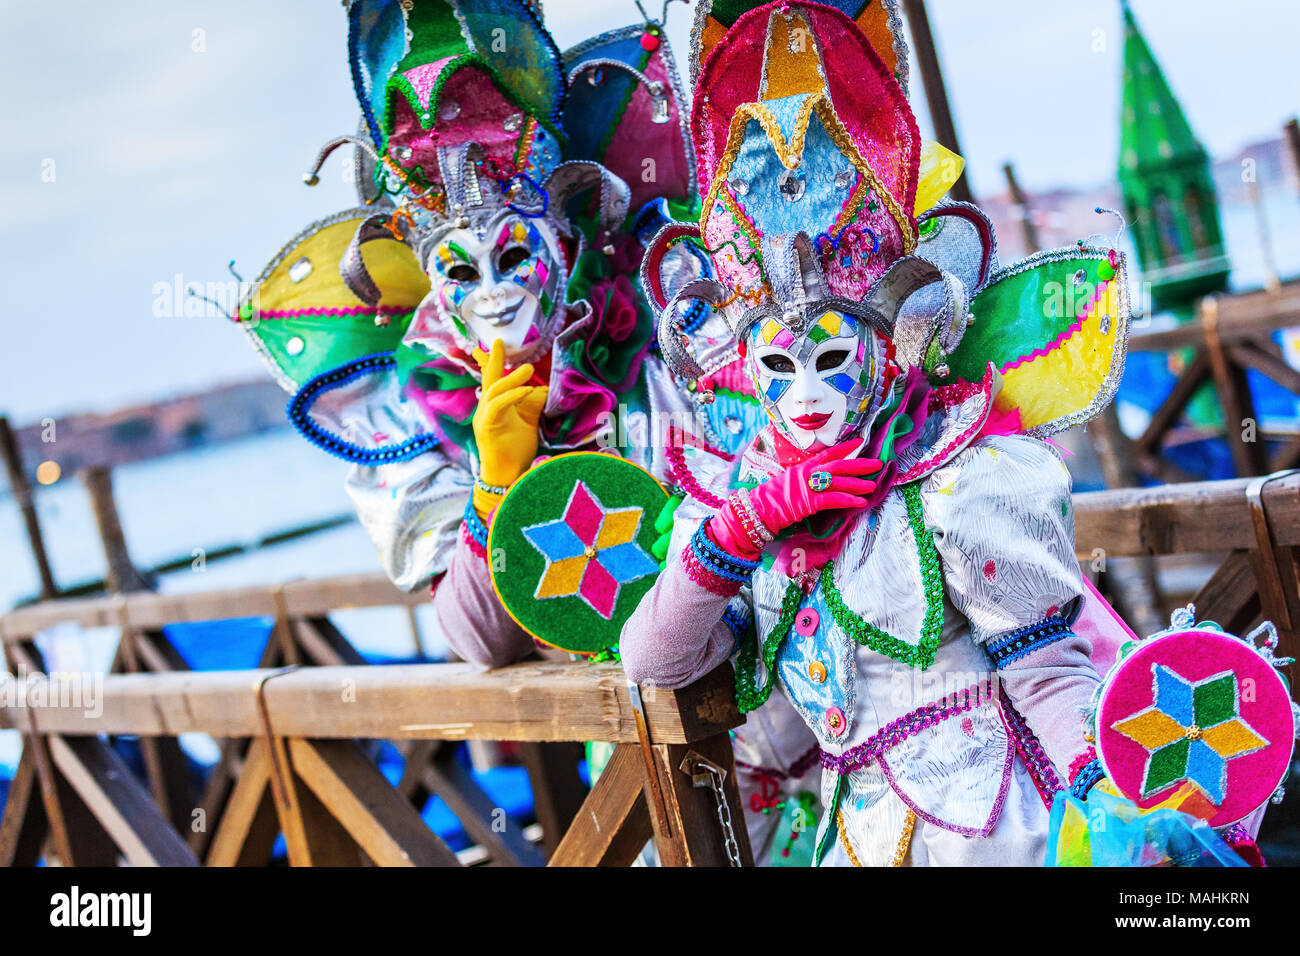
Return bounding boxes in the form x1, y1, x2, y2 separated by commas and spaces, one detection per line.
471, 339, 549, 521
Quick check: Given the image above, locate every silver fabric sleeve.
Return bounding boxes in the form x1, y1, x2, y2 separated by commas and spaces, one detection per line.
923, 434, 1085, 643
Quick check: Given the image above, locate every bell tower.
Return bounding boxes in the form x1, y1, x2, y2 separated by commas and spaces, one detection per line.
1118, 0, 1230, 312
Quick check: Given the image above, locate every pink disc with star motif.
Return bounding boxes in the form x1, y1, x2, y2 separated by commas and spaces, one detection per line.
1095, 625, 1295, 827
488, 452, 669, 654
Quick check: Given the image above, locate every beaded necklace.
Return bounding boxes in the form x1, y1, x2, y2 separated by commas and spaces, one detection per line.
733, 482, 945, 713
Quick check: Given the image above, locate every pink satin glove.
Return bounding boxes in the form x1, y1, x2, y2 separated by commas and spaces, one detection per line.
710, 439, 882, 559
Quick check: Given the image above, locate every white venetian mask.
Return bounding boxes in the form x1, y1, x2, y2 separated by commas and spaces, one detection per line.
410, 212, 563, 364
747, 310, 883, 451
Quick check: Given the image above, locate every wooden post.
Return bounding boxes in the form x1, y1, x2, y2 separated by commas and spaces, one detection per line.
1285, 118, 1300, 196
0, 416, 58, 600
1200, 297, 1269, 477
1002, 162, 1041, 252
82, 465, 152, 594
901, 0, 974, 203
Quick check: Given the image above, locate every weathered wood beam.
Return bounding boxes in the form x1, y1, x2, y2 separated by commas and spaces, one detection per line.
204, 739, 278, 867
421, 742, 543, 866
549, 744, 652, 867
1128, 282, 1300, 351
0, 745, 48, 866
517, 742, 588, 857
287, 738, 460, 867
0, 661, 742, 745
1, 571, 421, 640
1072, 473, 1300, 558
47, 735, 198, 866
647, 733, 754, 868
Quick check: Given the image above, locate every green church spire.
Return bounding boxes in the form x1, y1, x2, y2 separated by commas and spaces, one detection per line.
1118, 0, 1229, 311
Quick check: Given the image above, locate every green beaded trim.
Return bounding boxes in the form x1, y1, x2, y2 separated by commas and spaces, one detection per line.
734, 579, 805, 714
822, 482, 945, 669
732, 483, 945, 715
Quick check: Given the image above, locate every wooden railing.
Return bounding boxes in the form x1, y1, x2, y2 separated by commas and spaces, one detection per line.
1124, 281, 1300, 482
0, 573, 749, 867
3, 471, 1299, 866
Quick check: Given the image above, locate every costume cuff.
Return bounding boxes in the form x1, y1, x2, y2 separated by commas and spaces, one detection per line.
985, 615, 1074, 669
462, 497, 490, 561
681, 518, 762, 596
1068, 747, 1106, 800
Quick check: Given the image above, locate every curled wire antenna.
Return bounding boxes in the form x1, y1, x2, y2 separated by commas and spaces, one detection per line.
303, 135, 380, 186
186, 284, 233, 317
1088, 206, 1128, 250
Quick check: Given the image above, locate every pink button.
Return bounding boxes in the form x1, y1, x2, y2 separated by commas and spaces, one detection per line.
824, 706, 847, 737
795, 607, 820, 636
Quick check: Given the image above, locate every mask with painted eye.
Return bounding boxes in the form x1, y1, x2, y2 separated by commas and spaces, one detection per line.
747, 310, 892, 451
405, 212, 564, 364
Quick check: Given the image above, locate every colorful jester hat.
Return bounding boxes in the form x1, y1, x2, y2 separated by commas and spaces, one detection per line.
332, 0, 632, 368
648, 0, 1136, 444
641, 1, 977, 444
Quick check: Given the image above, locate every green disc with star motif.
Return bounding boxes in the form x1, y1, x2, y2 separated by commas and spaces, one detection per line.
487, 452, 670, 654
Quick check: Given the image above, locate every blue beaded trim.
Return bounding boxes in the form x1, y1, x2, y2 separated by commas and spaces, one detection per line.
985, 615, 1073, 669
691, 519, 761, 583
287, 354, 441, 465
463, 496, 489, 551
721, 604, 755, 656
1069, 758, 1106, 800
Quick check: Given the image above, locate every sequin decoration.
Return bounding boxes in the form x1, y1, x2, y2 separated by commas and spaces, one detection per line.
522, 481, 659, 620
1111, 666, 1267, 804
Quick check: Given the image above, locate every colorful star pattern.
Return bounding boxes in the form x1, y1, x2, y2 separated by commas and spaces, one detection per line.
522, 481, 660, 620
1111, 665, 1267, 805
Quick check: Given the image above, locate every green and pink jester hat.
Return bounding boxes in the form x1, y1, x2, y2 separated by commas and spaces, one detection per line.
646, 0, 1134, 469
339, 0, 628, 372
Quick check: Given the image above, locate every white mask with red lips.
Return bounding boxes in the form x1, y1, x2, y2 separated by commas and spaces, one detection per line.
404, 211, 564, 367
746, 309, 890, 452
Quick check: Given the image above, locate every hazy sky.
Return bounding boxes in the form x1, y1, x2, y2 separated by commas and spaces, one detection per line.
1, 0, 1296, 424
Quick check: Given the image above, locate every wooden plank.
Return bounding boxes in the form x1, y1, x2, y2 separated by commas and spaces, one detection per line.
1, 571, 421, 641
1073, 473, 1300, 558
287, 737, 460, 867
1203, 306, 1269, 477
548, 744, 652, 867
0, 744, 48, 866
48, 735, 198, 866
0, 661, 744, 744
1128, 282, 1300, 351
517, 742, 588, 856
280, 765, 367, 867
205, 739, 278, 867
647, 732, 754, 867
421, 744, 543, 866
188, 738, 248, 859
1230, 339, 1300, 396
43, 746, 120, 866
134, 629, 190, 673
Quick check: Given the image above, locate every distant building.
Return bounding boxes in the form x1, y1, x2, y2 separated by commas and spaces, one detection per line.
1117, 0, 1230, 313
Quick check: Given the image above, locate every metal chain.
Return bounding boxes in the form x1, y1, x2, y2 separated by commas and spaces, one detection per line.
697, 759, 743, 867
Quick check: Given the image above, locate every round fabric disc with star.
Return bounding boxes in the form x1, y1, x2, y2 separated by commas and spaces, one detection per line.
1095, 624, 1295, 827
488, 452, 669, 654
